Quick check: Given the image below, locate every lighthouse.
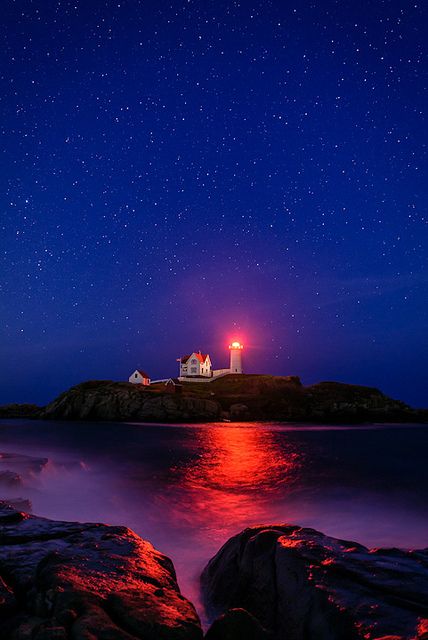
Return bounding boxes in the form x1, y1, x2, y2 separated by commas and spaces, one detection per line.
229, 341, 243, 373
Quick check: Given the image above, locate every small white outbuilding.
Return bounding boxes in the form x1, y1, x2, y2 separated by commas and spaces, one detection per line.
129, 370, 151, 385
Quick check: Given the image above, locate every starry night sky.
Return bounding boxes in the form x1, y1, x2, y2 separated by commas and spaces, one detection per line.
1, 1, 427, 407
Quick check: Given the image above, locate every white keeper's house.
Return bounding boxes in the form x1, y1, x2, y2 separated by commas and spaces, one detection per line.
177, 351, 212, 378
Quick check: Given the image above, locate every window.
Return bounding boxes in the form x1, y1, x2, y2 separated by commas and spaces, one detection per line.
191, 367, 197, 373
191, 359, 197, 364
135, 373, 138, 378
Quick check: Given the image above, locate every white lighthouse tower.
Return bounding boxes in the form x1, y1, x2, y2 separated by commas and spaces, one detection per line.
229, 341, 243, 374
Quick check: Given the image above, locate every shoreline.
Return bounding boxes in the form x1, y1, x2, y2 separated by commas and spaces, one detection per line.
2, 416, 428, 429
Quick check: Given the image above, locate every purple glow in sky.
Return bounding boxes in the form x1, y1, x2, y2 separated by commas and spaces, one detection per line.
1, 1, 427, 406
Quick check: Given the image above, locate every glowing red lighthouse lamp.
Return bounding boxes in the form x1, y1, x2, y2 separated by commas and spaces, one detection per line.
229, 340, 244, 374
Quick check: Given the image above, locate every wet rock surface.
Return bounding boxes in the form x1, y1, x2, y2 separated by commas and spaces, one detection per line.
201, 524, 428, 640
0, 452, 51, 513
0, 502, 202, 640
204, 607, 272, 640
2, 499, 428, 640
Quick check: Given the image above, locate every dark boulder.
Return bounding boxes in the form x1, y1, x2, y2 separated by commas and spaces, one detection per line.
0, 502, 202, 640
202, 524, 428, 640
204, 608, 272, 640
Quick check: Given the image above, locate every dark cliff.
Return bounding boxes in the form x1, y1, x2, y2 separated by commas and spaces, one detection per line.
40, 380, 221, 422
183, 374, 420, 422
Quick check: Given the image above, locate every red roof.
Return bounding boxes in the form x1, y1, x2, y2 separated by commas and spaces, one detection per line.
137, 370, 150, 378
180, 352, 209, 364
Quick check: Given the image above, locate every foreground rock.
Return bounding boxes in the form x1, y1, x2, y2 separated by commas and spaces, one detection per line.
202, 524, 428, 640
2, 502, 427, 639
205, 608, 272, 639
0, 502, 202, 640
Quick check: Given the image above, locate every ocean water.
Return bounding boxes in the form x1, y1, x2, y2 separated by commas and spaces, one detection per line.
0, 419, 427, 622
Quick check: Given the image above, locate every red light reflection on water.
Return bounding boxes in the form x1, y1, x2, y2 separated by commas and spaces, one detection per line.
164, 424, 301, 535
150, 423, 302, 624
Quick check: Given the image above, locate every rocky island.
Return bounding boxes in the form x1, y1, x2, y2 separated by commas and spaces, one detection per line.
1, 502, 427, 640
1, 375, 426, 423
